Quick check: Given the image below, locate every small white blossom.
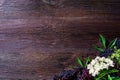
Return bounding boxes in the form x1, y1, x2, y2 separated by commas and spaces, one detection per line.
87, 56, 114, 76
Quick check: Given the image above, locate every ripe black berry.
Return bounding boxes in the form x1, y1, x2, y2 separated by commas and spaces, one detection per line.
53, 68, 93, 80
99, 48, 114, 57
116, 38, 120, 49
53, 70, 76, 80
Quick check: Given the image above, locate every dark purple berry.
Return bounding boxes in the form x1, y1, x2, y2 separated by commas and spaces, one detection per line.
116, 38, 120, 49
77, 68, 93, 80
53, 68, 93, 80
53, 70, 76, 80
99, 48, 114, 57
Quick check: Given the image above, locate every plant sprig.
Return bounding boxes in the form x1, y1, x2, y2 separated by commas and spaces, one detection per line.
77, 57, 91, 68
94, 34, 117, 53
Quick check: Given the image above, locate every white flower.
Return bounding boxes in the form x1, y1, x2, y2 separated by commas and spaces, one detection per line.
89, 68, 95, 74
87, 56, 114, 77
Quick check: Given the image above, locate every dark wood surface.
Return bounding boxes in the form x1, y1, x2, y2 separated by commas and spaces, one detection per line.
0, 0, 120, 80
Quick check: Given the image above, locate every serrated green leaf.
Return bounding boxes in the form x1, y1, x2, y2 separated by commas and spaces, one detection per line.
94, 45, 104, 52
77, 57, 84, 67
108, 38, 117, 48
99, 34, 107, 48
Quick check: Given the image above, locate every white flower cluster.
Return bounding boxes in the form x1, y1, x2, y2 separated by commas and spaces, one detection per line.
87, 56, 114, 76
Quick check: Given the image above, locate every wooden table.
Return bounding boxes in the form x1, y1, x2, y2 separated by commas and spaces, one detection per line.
0, 0, 120, 80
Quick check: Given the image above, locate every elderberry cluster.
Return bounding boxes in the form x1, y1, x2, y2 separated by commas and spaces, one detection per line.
53, 68, 93, 80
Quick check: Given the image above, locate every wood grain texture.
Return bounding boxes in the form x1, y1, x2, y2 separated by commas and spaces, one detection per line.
0, 0, 120, 80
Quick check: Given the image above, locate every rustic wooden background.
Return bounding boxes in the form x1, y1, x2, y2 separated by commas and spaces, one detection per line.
0, 0, 120, 80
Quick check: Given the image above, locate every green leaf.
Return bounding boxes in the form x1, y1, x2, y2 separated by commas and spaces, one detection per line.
95, 70, 107, 80
95, 71, 107, 80
77, 57, 84, 67
94, 45, 104, 52
108, 75, 112, 80
99, 34, 107, 48
111, 76, 120, 80
108, 69, 119, 74
85, 57, 91, 67
95, 69, 119, 80
118, 60, 120, 66
108, 38, 117, 48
